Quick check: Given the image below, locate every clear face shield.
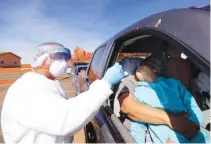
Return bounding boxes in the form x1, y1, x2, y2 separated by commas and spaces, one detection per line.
50, 52, 71, 62
31, 47, 71, 67
49, 48, 71, 61
31, 47, 71, 77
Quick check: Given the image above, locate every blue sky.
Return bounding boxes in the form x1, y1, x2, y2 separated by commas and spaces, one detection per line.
0, 0, 209, 63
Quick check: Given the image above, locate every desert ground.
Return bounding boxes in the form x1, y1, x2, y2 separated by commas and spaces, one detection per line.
0, 74, 85, 143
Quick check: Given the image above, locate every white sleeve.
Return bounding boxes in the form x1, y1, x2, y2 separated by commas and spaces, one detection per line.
18, 80, 112, 136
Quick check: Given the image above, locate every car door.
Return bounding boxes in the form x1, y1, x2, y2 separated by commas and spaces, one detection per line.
83, 42, 137, 143
83, 45, 121, 143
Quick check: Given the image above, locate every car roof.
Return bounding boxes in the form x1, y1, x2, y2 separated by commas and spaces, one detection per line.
106, 4, 210, 62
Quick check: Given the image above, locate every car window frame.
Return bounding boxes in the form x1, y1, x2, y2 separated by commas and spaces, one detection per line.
86, 44, 107, 84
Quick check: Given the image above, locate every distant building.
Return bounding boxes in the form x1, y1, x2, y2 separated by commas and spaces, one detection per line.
0, 52, 21, 68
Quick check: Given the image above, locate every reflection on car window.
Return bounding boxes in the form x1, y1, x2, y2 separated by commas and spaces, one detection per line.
88, 45, 106, 84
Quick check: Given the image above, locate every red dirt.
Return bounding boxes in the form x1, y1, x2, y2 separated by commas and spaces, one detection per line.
0, 79, 17, 86
0, 64, 31, 75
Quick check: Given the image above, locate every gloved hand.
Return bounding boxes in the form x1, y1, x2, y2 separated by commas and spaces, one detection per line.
102, 62, 124, 86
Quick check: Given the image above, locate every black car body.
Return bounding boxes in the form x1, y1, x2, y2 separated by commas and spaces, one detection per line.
80, 5, 210, 143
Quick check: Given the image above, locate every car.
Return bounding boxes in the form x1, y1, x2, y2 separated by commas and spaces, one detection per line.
72, 64, 88, 95
79, 5, 210, 143
66, 67, 72, 74
72, 62, 88, 68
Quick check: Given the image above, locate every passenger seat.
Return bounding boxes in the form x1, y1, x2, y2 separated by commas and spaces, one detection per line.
114, 57, 143, 118
164, 46, 196, 96
165, 57, 192, 90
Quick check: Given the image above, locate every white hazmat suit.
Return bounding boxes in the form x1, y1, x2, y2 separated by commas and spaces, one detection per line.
1, 42, 124, 143
1, 72, 112, 143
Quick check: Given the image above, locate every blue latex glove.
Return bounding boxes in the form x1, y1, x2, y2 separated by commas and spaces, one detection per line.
102, 62, 124, 86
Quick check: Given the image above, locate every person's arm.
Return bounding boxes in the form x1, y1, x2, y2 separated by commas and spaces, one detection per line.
119, 92, 170, 125
18, 62, 124, 136
178, 80, 203, 125
18, 80, 112, 136
119, 92, 200, 139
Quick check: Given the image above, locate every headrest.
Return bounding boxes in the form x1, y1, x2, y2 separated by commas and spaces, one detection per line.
120, 57, 143, 75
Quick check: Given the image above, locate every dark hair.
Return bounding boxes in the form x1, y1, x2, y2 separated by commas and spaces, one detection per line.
134, 53, 166, 76
146, 58, 163, 70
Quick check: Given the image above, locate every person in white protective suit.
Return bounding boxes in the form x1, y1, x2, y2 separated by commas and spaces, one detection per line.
1, 42, 125, 143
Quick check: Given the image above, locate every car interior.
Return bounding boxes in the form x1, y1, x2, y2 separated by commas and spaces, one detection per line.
75, 65, 88, 75
107, 34, 210, 139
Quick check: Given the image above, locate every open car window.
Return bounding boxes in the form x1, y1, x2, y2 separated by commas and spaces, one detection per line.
110, 32, 210, 135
